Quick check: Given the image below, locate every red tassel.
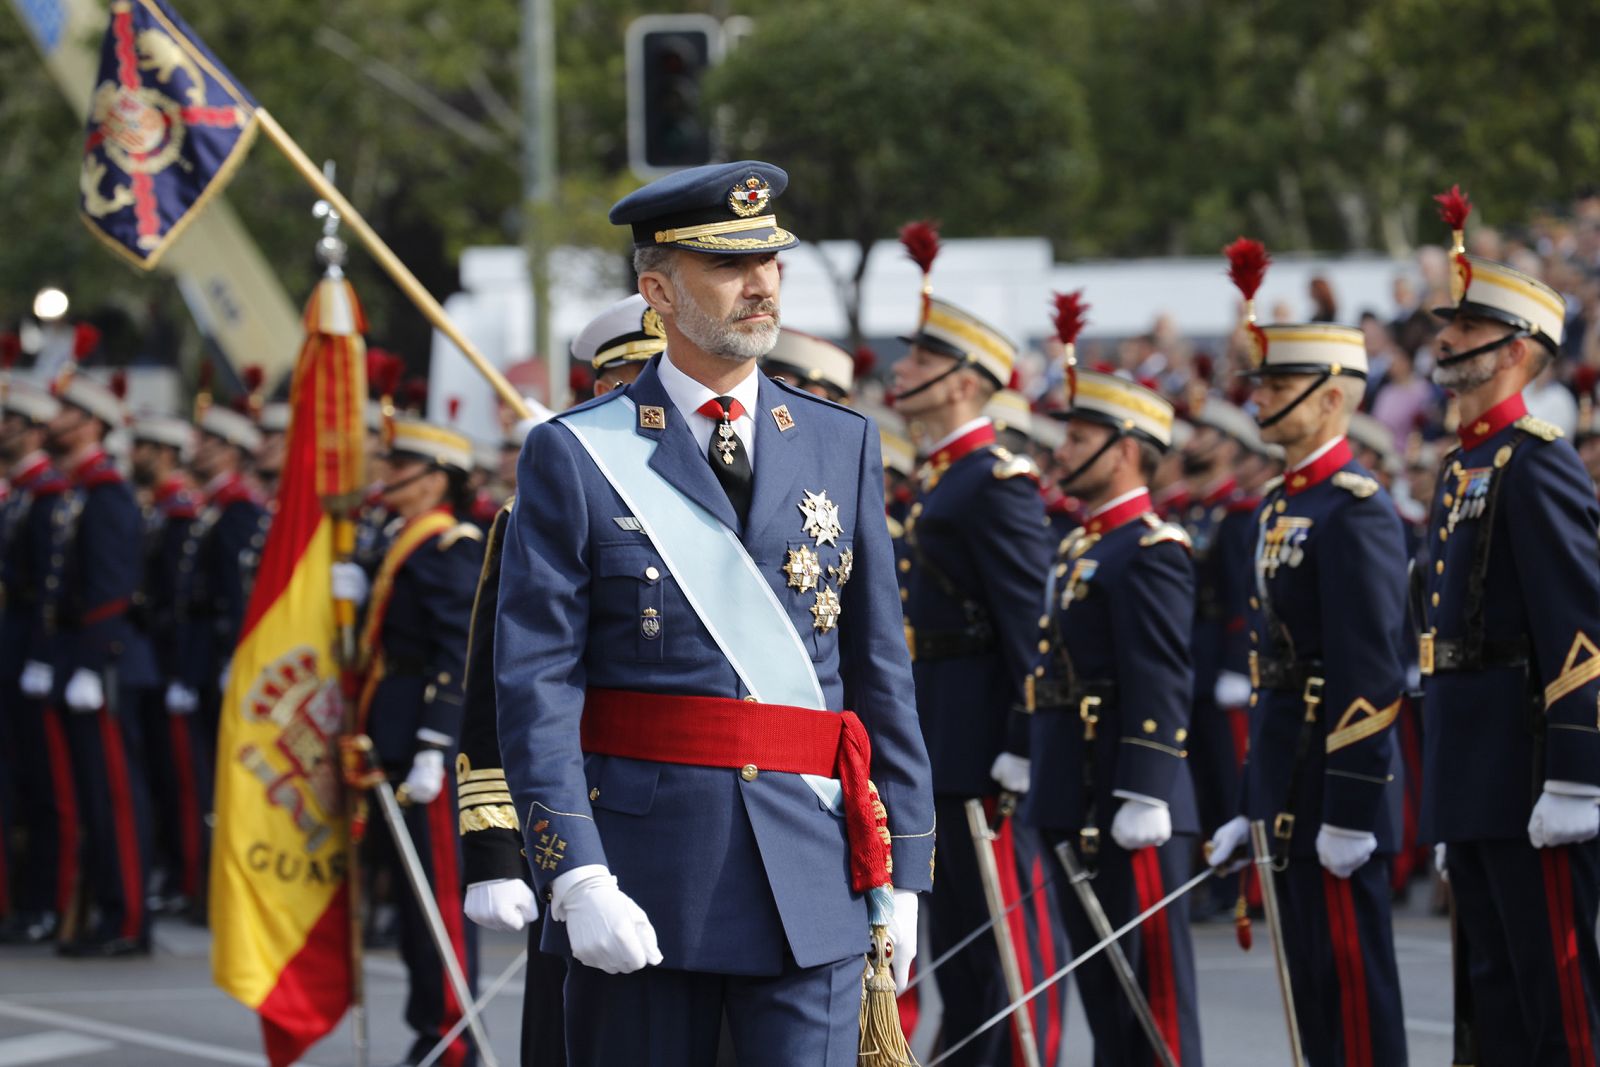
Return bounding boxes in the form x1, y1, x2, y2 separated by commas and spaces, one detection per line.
365, 349, 403, 400
1051, 290, 1090, 346
1433, 184, 1472, 233
1224, 238, 1271, 302
836, 711, 892, 894
897, 220, 941, 276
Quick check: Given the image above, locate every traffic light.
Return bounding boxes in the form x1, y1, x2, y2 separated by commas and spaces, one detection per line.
626, 15, 723, 178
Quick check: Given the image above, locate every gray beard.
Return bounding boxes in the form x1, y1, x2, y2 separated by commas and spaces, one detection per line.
1431, 348, 1499, 392
675, 290, 780, 362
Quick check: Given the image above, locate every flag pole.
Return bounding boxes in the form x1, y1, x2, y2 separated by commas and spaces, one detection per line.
254, 109, 533, 422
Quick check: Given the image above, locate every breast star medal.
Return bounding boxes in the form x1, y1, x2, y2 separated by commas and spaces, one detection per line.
811, 585, 842, 633
783, 545, 822, 593
798, 490, 842, 546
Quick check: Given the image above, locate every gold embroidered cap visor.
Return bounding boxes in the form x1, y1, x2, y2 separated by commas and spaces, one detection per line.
609, 160, 800, 255
385, 418, 473, 473
898, 296, 1017, 388
1051, 369, 1174, 450
1244, 323, 1369, 379
1432, 253, 1565, 354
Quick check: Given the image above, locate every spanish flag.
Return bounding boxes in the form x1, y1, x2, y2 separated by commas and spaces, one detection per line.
210, 275, 367, 1065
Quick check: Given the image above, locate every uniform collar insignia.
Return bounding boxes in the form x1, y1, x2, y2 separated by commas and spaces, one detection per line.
1284, 437, 1352, 495
1457, 392, 1527, 451
1084, 488, 1152, 535
638, 404, 666, 430
771, 404, 795, 432
924, 421, 997, 473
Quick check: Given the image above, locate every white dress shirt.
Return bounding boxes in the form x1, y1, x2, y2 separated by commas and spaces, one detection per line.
656, 349, 760, 466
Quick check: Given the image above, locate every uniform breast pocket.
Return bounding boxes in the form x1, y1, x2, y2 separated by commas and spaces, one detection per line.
595, 542, 679, 662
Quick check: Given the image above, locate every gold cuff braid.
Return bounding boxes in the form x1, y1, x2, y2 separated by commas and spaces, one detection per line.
459, 804, 520, 835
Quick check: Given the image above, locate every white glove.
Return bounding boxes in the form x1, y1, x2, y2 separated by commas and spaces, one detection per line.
1207, 815, 1250, 873
165, 681, 199, 715
551, 866, 662, 974
64, 668, 104, 712
1214, 670, 1252, 709
887, 890, 919, 994
1316, 824, 1378, 879
1434, 843, 1448, 883
1528, 788, 1600, 849
401, 748, 446, 805
989, 753, 1031, 795
218, 657, 232, 693
331, 562, 371, 605
19, 660, 52, 698
1110, 796, 1172, 851
464, 878, 539, 932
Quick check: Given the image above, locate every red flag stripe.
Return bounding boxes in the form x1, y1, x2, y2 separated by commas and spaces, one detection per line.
258, 886, 354, 1067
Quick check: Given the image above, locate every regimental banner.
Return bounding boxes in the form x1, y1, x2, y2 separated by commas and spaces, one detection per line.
79, 0, 259, 270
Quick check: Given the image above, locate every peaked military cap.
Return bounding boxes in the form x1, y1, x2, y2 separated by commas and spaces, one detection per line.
1053, 368, 1175, 450
1433, 254, 1565, 354
53, 372, 125, 428
131, 414, 193, 453
763, 329, 854, 397
387, 418, 472, 473
1192, 398, 1263, 449
609, 160, 798, 255
573, 294, 668, 372
2, 379, 60, 425
258, 402, 291, 435
1245, 323, 1369, 380
899, 296, 1018, 389
198, 406, 262, 452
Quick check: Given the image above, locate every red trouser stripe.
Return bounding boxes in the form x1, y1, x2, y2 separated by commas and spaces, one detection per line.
166, 715, 202, 897
1225, 706, 1250, 766
992, 819, 1037, 1067
1133, 848, 1182, 1063
1030, 852, 1062, 1062
1541, 847, 1595, 1067
97, 710, 143, 941
426, 792, 470, 1067
41, 708, 79, 917
1323, 871, 1372, 1067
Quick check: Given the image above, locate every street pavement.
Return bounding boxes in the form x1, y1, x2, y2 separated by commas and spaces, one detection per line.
0, 886, 1456, 1065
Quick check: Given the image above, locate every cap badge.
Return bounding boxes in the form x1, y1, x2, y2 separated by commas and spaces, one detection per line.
1246, 323, 1269, 368
729, 176, 771, 218
798, 489, 842, 546
642, 307, 666, 339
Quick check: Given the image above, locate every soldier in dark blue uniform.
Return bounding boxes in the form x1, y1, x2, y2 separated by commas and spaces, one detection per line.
341, 417, 484, 1067
891, 280, 1065, 1066
496, 162, 934, 1066
1206, 317, 1409, 1065
0, 382, 74, 944
1419, 242, 1600, 1063
1024, 368, 1205, 1064
44, 371, 158, 956
129, 415, 206, 914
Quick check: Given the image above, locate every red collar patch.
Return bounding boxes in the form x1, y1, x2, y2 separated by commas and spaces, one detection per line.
1085, 489, 1153, 535
1458, 393, 1527, 452
1285, 438, 1353, 496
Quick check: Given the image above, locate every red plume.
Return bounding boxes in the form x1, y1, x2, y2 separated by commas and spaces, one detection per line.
1224, 238, 1270, 302
1193, 352, 1215, 382
109, 370, 127, 400
1433, 184, 1472, 233
1574, 364, 1599, 399
853, 345, 876, 377
72, 322, 101, 359
0, 333, 19, 370
366, 349, 403, 399
447, 395, 461, 422
569, 365, 593, 395
898, 220, 941, 276
401, 379, 429, 413
1007, 368, 1022, 392
1051, 290, 1090, 347
242, 364, 265, 394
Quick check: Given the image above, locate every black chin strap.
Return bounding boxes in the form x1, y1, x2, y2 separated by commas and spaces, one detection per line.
1059, 430, 1125, 492
1256, 371, 1332, 430
378, 466, 437, 496
1435, 329, 1529, 367
892, 356, 970, 403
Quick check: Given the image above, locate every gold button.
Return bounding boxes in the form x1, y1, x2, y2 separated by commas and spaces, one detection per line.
1249, 693, 1258, 707
1443, 493, 1454, 507
1175, 728, 1188, 743
1038, 615, 1050, 629
1432, 593, 1440, 607
1250, 630, 1258, 642
1275, 500, 1287, 513
1439, 529, 1448, 542
1436, 560, 1444, 574
1142, 719, 1157, 734
1249, 596, 1260, 610
740, 764, 759, 782
911, 503, 923, 517
743, 695, 758, 702
644, 565, 660, 580
900, 588, 908, 601
898, 559, 911, 573
1037, 639, 1050, 654
1034, 665, 1045, 677
589, 787, 600, 801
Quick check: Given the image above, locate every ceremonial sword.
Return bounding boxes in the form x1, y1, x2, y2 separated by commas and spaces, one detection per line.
964, 798, 1042, 1067
1250, 819, 1305, 1066
1052, 841, 1178, 1067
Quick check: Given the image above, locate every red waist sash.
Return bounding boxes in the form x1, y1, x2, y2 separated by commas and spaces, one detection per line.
581, 688, 892, 893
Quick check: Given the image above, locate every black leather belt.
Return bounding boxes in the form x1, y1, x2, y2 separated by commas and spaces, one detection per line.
908, 623, 995, 662
1419, 633, 1530, 675
1249, 651, 1322, 693
1025, 677, 1117, 714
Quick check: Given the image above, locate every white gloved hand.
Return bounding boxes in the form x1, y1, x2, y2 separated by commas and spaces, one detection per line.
19, 660, 53, 698
464, 878, 539, 932
1316, 824, 1378, 879
165, 681, 199, 715
1528, 788, 1600, 849
1434, 843, 1448, 883
887, 890, 919, 994
1214, 670, 1252, 709
551, 866, 662, 974
330, 562, 371, 606
402, 748, 446, 805
1207, 815, 1250, 873
64, 668, 104, 712
1111, 797, 1172, 851
989, 753, 1031, 795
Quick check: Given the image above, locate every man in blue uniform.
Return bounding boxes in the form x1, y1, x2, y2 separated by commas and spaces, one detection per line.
1024, 368, 1205, 1064
339, 418, 485, 1067
1206, 317, 1409, 1065
457, 298, 662, 1067
1418, 245, 1600, 1063
495, 161, 934, 1065
0, 382, 74, 944
45, 371, 158, 956
890, 284, 1064, 1066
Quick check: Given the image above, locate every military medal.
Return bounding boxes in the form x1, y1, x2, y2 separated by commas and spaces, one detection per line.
1447, 468, 1491, 531
783, 546, 822, 593
640, 606, 661, 640
829, 547, 854, 588
798, 489, 842, 546
715, 421, 738, 465
811, 585, 842, 633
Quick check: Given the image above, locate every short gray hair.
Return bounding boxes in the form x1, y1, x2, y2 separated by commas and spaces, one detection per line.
632, 244, 678, 281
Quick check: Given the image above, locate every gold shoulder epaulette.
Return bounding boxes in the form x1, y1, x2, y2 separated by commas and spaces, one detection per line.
1260, 475, 1285, 495
440, 522, 486, 550
1138, 516, 1193, 552
885, 516, 905, 539
1331, 471, 1380, 498
1516, 414, 1564, 442
990, 446, 1038, 481
1058, 527, 1089, 558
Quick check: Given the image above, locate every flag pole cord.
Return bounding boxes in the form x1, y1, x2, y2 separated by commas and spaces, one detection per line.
255, 109, 533, 421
